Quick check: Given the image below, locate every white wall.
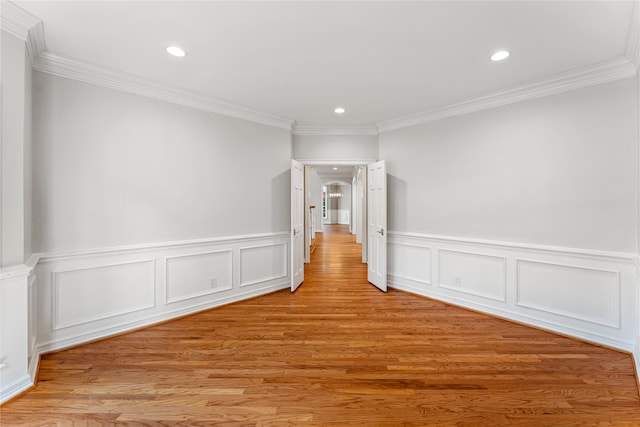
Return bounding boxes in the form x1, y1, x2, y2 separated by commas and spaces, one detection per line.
293, 134, 378, 162
380, 78, 638, 253
32, 72, 291, 253
382, 76, 639, 355
324, 183, 351, 225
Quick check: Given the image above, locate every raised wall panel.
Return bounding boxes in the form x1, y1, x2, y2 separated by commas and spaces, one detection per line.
388, 243, 431, 285
52, 260, 155, 330
165, 250, 232, 304
438, 249, 506, 302
517, 260, 621, 328
240, 243, 287, 287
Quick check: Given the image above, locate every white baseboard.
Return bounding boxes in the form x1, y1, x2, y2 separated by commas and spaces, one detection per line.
0, 374, 32, 404
634, 337, 640, 388
388, 231, 639, 353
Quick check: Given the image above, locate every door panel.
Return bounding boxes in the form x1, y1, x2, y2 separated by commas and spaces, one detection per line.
367, 160, 387, 291
291, 159, 305, 291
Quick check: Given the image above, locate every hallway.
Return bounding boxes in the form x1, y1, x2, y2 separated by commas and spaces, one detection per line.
1, 225, 639, 425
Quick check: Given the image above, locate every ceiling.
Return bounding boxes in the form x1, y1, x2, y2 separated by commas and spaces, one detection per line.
310, 164, 359, 182
10, 1, 638, 129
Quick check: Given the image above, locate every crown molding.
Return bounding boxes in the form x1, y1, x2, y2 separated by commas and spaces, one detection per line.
625, 0, 640, 71
33, 51, 295, 131
0, 0, 45, 64
2, 1, 293, 130
377, 57, 637, 133
297, 159, 376, 167
293, 125, 379, 136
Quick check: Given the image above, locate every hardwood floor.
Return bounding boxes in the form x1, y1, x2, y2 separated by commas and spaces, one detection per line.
2, 225, 639, 426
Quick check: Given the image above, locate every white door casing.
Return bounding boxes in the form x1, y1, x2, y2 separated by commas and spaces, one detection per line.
367, 160, 387, 291
291, 159, 305, 291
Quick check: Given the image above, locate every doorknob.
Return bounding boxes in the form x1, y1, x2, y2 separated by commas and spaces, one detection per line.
377, 228, 384, 236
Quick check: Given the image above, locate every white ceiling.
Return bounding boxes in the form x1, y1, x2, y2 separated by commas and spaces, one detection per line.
310, 164, 358, 182
11, 1, 637, 129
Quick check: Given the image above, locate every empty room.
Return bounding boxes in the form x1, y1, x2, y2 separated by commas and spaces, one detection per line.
1, 0, 640, 424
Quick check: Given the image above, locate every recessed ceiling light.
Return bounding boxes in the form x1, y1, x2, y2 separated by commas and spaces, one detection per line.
490, 50, 510, 62
333, 167, 338, 170
334, 107, 346, 114
166, 46, 186, 57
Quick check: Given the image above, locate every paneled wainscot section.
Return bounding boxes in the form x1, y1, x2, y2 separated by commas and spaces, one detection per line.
388, 232, 639, 356
33, 233, 290, 358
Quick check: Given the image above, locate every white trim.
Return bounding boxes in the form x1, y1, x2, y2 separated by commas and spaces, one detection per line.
389, 231, 639, 264
239, 243, 288, 287
296, 159, 377, 166
0, 264, 33, 281
438, 249, 507, 303
0, 1, 36, 40
377, 58, 637, 133
635, 337, 640, 388
515, 259, 622, 329
625, 0, 640, 72
35, 232, 289, 264
0, 1, 45, 64
0, 374, 32, 404
293, 125, 379, 136
388, 242, 432, 285
27, 352, 39, 388
164, 249, 234, 304
32, 51, 295, 131
51, 259, 157, 330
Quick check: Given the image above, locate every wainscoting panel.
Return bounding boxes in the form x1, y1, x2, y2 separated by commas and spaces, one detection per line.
0, 268, 31, 403
517, 260, 620, 328
240, 243, 287, 287
325, 209, 350, 225
52, 260, 156, 330
388, 232, 638, 352
165, 250, 232, 304
439, 249, 506, 302
388, 242, 431, 288
34, 233, 290, 357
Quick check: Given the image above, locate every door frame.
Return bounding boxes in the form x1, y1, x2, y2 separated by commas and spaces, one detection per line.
295, 159, 377, 267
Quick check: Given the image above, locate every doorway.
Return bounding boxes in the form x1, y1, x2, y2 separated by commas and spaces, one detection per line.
290, 160, 387, 292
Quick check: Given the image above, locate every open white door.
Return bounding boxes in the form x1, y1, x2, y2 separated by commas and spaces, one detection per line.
291, 159, 305, 291
367, 160, 387, 292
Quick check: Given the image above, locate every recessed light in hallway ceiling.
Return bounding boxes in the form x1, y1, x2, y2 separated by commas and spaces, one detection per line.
334, 107, 346, 114
166, 46, 186, 57
490, 50, 510, 62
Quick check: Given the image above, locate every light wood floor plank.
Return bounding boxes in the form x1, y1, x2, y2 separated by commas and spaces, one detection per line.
2, 225, 639, 425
